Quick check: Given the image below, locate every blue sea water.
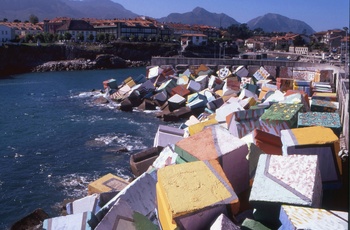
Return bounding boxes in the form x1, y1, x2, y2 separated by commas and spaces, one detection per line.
0, 68, 169, 229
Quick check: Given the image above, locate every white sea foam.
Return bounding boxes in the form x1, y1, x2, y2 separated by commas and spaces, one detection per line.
87, 133, 147, 151
71, 91, 103, 99
95, 135, 119, 145
68, 114, 104, 123
48, 173, 95, 198
114, 168, 130, 180
14, 153, 24, 158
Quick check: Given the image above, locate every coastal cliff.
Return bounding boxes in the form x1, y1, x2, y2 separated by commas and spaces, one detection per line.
0, 42, 179, 78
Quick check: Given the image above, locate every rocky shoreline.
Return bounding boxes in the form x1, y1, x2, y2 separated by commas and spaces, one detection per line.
32, 55, 149, 73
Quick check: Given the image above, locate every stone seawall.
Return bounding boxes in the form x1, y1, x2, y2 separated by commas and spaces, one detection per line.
0, 42, 179, 78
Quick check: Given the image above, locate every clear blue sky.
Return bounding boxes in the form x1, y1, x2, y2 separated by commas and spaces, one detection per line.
113, 0, 349, 32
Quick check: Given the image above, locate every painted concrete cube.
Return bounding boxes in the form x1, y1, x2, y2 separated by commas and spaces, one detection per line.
88, 173, 129, 195
43, 212, 98, 230
157, 160, 239, 230
279, 205, 348, 230
298, 112, 342, 136
280, 126, 342, 188
210, 213, 240, 230
311, 99, 339, 112
259, 103, 304, 136
153, 125, 185, 148
175, 125, 249, 194
249, 154, 322, 227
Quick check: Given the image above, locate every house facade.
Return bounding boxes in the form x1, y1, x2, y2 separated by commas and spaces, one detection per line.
167, 23, 220, 40
181, 33, 208, 46
0, 22, 43, 43
289, 46, 309, 55
314, 29, 346, 53
0, 23, 14, 44
56, 19, 96, 42
89, 17, 171, 41
12, 23, 43, 38
42, 18, 73, 34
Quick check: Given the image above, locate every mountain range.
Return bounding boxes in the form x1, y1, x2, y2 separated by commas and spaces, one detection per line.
0, 0, 316, 34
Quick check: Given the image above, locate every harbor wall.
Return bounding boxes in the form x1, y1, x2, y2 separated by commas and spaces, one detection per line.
151, 56, 337, 69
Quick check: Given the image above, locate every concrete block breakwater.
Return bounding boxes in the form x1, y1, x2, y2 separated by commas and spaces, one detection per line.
12, 62, 348, 229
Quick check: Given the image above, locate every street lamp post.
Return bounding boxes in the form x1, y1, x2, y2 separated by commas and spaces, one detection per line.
343, 27, 348, 78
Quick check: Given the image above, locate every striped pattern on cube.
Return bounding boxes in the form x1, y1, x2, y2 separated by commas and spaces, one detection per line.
227, 108, 264, 138
43, 212, 98, 230
259, 103, 303, 136
95, 172, 158, 227
66, 194, 99, 215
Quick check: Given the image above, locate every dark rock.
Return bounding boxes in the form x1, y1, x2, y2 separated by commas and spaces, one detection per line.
93, 96, 109, 104
11, 208, 49, 230
95, 54, 127, 69
162, 106, 205, 122
119, 98, 134, 112
162, 106, 192, 122
105, 147, 129, 153
137, 99, 157, 111
110, 56, 127, 68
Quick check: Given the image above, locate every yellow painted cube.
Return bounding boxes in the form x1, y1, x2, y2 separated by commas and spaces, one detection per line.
157, 160, 239, 230
88, 173, 129, 195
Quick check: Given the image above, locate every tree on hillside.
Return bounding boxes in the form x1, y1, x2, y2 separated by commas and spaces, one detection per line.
253, 28, 265, 35
293, 35, 305, 47
29, 14, 39, 24
227, 23, 253, 40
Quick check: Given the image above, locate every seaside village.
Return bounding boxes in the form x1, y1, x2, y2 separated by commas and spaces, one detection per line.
15, 63, 349, 229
